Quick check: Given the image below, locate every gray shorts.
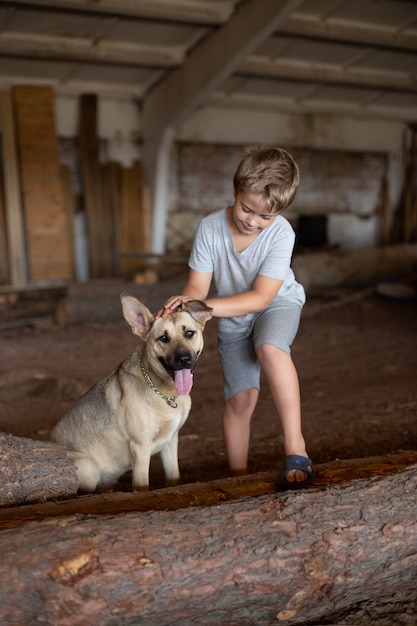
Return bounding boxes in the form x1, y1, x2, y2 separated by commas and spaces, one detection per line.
217, 300, 302, 401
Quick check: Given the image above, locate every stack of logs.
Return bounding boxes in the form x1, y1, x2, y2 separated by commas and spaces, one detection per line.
0, 431, 417, 624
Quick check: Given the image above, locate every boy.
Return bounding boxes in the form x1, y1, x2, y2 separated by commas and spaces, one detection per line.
159, 146, 314, 489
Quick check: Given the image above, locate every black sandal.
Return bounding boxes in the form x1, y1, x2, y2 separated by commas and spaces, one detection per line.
280, 454, 315, 490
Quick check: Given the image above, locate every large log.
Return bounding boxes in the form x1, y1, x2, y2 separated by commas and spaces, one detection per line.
1, 437, 416, 525
0, 461, 416, 624
293, 243, 417, 294
0, 432, 78, 506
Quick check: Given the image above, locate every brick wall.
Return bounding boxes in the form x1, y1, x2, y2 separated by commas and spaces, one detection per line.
167, 142, 386, 252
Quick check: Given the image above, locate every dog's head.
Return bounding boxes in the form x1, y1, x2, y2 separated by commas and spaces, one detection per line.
120, 293, 213, 395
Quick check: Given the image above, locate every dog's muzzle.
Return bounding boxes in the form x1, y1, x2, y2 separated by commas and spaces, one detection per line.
160, 353, 196, 395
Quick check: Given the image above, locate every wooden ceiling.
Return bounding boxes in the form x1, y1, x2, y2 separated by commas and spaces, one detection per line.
0, 0, 416, 122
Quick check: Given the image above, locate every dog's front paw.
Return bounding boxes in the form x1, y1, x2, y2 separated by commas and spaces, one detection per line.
167, 478, 180, 487
133, 484, 150, 492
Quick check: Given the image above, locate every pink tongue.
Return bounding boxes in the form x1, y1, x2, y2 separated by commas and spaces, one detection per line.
174, 369, 193, 395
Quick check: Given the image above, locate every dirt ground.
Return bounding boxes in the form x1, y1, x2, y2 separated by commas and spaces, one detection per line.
0, 279, 416, 490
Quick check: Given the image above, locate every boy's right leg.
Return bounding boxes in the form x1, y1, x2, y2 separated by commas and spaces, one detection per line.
222, 387, 259, 475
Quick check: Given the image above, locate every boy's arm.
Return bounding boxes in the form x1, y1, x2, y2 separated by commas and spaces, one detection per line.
159, 272, 282, 319
206, 275, 283, 318
181, 269, 212, 300
158, 269, 212, 316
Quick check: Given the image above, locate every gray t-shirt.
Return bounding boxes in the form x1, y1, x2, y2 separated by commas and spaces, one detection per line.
188, 208, 305, 333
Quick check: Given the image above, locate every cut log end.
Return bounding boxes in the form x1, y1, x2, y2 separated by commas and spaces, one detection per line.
0, 432, 78, 507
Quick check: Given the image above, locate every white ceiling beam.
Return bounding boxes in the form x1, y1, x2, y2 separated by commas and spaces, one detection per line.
0, 32, 185, 67
239, 56, 417, 93
6, 0, 236, 24
207, 92, 417, 123
280, 14, 417, 51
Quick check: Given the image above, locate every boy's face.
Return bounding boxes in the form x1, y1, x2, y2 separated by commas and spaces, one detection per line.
231, 190, 278, 236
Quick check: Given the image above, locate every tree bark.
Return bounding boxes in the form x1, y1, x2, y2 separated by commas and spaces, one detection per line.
0, 459, 416, 625
0, 432, 78, 506
1, 442, 416, 525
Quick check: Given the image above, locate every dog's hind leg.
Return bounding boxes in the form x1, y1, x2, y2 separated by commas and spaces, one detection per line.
71, 451, 102, 493
160, 434, 181, 486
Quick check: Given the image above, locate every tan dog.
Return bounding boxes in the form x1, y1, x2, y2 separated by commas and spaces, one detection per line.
51, 293, 212, 492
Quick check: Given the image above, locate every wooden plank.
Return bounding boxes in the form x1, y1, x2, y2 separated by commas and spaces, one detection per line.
377, 172, 392, 246
78, 94, 113, 278
0, 283, 66, 295
0, 90, 27, 285
0, 171, 9, 283
142, 182, 152, 253
60, 166, 76, 279
12, 85, 72, 282
100, 162, 117, 276
116, 162, 146, 277
104, 161, 122, 216
402, 125, 417, 243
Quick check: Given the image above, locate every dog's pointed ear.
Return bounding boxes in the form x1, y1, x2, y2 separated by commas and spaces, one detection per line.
182, 300, 213, 329
120, 293, 154, 338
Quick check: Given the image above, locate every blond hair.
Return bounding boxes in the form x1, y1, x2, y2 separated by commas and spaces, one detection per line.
233, 145, 300, 213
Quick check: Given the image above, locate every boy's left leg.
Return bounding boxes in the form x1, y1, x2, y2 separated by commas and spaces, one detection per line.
218, 329, 261, 477
222, 387, 259, 475
256, 343, 312, 486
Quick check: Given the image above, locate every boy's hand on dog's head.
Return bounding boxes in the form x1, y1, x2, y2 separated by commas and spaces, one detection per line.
155, 296, 192, 318
154, 307, 172, 318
